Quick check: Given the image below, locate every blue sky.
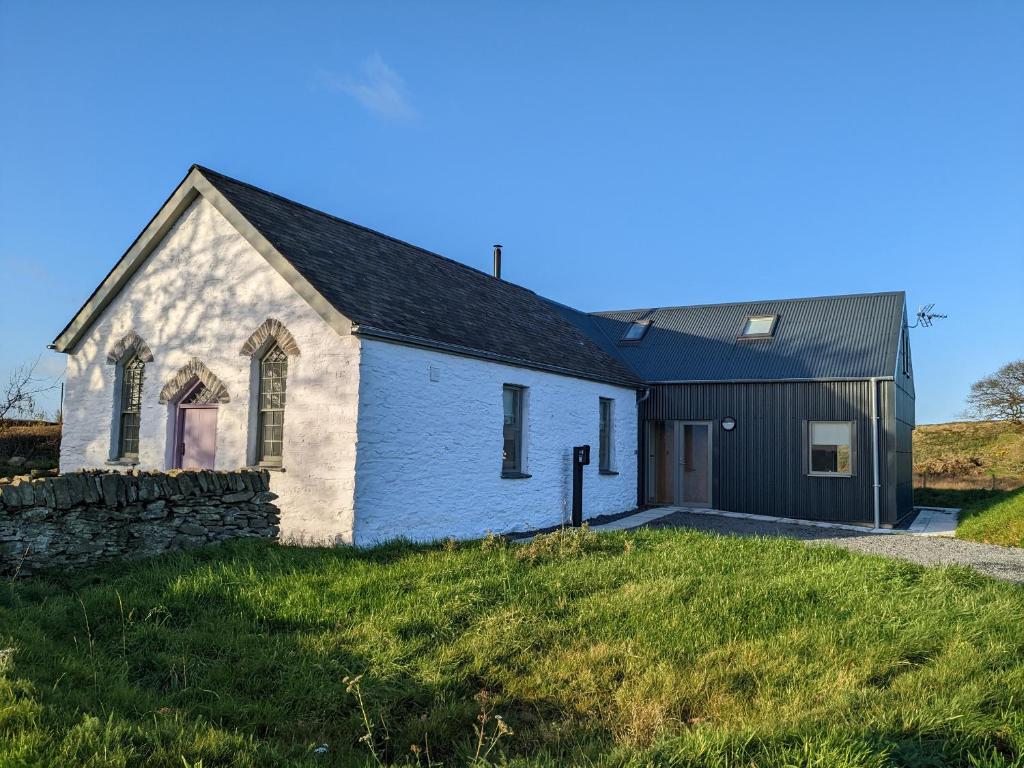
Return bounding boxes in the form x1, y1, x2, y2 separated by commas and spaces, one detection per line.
1, 1, 1021, 424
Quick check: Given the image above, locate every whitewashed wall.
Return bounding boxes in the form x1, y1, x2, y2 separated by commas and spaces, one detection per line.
353, 338, 639, 545
59, 197, 360, 542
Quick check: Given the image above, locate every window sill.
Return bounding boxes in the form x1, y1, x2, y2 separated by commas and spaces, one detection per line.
501, 471, 532, 480
599, 469, 619, 476
105, 458, 139, 467
808, 472, 853, 478
251, 464, 286, 473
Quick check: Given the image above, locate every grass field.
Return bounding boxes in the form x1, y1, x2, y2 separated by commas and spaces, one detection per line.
2, 529, 1023, 767
914, 421, 1024, 489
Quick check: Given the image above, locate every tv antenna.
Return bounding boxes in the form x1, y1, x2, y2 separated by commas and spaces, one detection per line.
908, 303, 947, 328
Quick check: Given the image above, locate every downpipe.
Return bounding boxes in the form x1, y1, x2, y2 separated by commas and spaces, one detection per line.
637, 388, 651, 506
870, 377, 881, 530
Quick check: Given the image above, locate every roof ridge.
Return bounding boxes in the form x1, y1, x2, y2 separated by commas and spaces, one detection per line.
592, 290, 905, 317
193, 164, 532, 293
192, 165, 642, 386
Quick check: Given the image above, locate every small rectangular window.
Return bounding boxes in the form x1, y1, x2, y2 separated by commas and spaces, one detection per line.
809, 421, 853, 476
599, 398, 614, 472
502, 385, 525, 476
620, 320, 651, 343
740, 315, 778, 338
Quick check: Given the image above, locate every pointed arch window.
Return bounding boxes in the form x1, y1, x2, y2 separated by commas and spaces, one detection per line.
118, 355, 146, 459
257, 344, 288, 465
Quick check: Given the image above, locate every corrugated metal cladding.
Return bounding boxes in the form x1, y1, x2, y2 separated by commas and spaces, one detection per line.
642, 380, 907, 525
592, 292, 905, 382
893, 319, 916, 522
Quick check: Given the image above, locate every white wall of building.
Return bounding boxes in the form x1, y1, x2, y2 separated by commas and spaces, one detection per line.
59, 197, 360, 542
353, 338, 639, 545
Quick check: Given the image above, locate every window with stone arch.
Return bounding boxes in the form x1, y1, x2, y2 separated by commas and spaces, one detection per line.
107, 332, 153, 462
240, 319, 299, 467
256, 344, 288, 465
117, 355, 146, 459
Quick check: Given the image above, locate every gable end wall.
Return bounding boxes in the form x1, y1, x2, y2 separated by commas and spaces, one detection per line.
59, 196, 360, 542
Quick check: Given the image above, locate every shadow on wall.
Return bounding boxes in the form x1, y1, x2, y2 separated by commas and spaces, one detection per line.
64, 199, 312, 469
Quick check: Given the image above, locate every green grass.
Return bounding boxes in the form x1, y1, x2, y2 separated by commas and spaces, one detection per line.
917, 487, 1024, 548
2, 530, 1024, 767
914, 421, 1024, 485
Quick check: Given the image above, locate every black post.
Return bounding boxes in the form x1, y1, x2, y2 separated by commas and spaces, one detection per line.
571, 444, 590, 527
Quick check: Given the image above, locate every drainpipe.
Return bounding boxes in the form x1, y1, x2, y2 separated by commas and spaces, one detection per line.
870, 377, 881, 530
636, 388, 652, 506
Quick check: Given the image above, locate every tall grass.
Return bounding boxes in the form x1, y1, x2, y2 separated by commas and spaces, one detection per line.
917, 487, 1024, 548
1, 529, 1023, 766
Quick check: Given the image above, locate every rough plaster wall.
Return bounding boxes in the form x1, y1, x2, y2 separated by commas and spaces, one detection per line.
59, 197, 360, 542
353, 338, 639, 545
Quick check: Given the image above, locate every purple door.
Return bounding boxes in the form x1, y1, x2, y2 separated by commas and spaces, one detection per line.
179, 408, 218, 469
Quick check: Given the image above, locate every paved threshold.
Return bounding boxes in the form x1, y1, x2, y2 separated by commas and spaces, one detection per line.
907, 507, 959, 536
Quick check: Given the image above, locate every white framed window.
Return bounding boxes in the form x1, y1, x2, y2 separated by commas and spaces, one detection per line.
740, 315, 778, 338
502, 384, 528, 477
599, 397, 615, 472
808, 421, 853, 476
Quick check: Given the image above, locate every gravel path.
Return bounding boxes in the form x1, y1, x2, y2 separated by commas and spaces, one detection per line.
647, 510, 1024, 584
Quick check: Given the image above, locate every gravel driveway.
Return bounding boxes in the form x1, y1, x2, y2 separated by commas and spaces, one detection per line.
647, 510, 1024, 584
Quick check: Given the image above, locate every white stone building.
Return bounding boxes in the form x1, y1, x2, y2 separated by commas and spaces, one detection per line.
54, 166, 642, 544
55, 166, 914, 539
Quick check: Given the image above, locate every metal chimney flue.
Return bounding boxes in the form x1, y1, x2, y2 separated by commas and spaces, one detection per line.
492, 244, 502, 279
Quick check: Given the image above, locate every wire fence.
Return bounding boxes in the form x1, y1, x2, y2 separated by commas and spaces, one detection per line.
914, 473, 1024, 491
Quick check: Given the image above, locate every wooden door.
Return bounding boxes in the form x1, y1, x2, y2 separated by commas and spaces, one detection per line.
680, 422, 711, 507
179, 407, 218, 469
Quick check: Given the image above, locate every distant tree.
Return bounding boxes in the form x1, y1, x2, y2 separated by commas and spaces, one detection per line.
0, 360, 57, 430
966, 359, 1024, 424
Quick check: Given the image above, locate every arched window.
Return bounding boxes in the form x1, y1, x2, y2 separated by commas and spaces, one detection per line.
118, 355, 146, 459
257, 344, 288, 465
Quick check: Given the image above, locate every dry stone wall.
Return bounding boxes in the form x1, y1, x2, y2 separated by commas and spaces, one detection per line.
0, 469, 279, 576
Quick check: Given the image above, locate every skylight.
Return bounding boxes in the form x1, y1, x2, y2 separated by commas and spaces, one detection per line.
740, 315, 778, 338
620, 320, 651, 343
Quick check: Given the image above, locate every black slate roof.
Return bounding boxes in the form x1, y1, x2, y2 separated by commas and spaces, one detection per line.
198, 167, 642, 387
584, 292, 906, 382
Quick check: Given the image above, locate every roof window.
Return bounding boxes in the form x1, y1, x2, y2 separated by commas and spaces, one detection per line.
620, 320, 651, 343
739, 315, 778, 339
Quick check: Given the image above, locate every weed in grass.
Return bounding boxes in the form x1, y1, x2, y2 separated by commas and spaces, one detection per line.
344, 674, 385, 766
515, 523, 631, 563
471, 689, 514, 764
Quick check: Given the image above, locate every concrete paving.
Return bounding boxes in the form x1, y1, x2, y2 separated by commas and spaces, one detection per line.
906, 506, 959, 536
588, 507, 680, 531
